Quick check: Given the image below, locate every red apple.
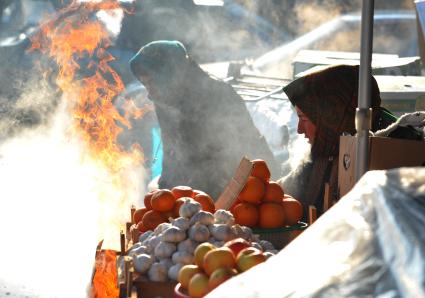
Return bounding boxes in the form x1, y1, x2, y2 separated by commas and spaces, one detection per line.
223, 238, 251, 257
236, 247, 266, 272
203, 247, 236, 276
188, 273, 210, 298
208, 267, 237, 291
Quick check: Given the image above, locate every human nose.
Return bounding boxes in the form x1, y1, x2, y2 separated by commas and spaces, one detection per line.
297, 120, 304, 135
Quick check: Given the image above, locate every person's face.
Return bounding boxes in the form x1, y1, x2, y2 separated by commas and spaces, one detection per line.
296, 106, 317, 144
137, 73, 161, 100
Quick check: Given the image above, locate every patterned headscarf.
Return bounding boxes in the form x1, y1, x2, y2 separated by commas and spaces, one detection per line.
283, 65, 382, 157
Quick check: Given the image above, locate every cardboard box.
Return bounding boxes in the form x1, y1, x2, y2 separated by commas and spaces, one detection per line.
215, 157, 253, 210
293, 50, 421, 79
338, 135, 425, 197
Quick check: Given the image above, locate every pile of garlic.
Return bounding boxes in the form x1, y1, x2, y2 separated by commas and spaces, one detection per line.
127, 198, 277, 282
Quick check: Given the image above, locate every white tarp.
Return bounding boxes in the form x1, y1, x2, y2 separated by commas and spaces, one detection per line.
208, 167, 425, 298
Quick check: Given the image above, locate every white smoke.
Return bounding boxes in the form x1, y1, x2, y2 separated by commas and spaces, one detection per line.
0, 101, 145, 297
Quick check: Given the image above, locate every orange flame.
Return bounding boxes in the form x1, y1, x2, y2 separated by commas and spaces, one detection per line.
30, 0, 142, 173
91, 249, 119, 298
30, 2, 144, 297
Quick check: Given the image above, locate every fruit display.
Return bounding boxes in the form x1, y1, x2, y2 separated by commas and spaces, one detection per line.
177, 238, 269, 298
132, 186, 216, 234
126, 196, 277, 285
230, 159, 304, 229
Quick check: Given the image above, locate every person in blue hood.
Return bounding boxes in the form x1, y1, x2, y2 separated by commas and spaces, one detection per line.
130, 40, 280, 199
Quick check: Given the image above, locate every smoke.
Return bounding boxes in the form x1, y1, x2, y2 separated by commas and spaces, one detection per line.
287, 133, 311, 172
0, 97, 145, 297
0, 5, 146, 294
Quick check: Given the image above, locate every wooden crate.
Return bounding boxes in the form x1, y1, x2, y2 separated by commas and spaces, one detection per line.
338, 135, 425, 198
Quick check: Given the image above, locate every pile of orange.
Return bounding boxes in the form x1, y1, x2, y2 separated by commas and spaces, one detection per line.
231, 159, 303, 229
132, 186, 216, 232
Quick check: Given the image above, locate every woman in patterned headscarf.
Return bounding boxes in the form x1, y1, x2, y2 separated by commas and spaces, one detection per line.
278, 64, 391, 217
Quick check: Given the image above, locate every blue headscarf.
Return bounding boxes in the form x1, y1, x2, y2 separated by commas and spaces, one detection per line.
129, 40, 188, 87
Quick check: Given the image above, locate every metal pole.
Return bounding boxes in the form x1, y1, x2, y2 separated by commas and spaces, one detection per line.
355, 0, 375, 182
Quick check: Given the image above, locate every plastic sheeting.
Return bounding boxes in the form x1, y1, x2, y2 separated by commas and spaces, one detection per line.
207, 167, 425, 298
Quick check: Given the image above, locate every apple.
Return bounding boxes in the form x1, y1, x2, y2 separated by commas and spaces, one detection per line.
223, 238, 251, 257
208, 267, 237, 291
236, 247, 266, 272
188, 272, 210, 298
203, 247, 235, 276
194, 242, 216, 268
178, 264, 202, 289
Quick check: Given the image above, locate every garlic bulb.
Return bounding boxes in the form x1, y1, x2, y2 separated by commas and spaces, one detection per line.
133, 253, 153, 274
179, 199, 202, 218
188, 223, 210, 242
161, 227, 186, 243
214, 209, 235, 225
263, 251, 275, 260
260, 240, 275, 251
139, 231, 153, 243
211, 240, 225, 247
177, 238, 198, 254
128, 245, 149, 257
240, 226, 254, 241
146, 235, 162, 253
159, 258, 174, 270
170, 217, 190, 231
172, 251, 194, 265
189, 211, 215, 226
168, 263, 184, 281
251, 242, 263, 251
210, 224, 236, 242
266, 249, 279, 255
154, 223, 172, 235
154, 241, 176, 259
148, 262, 168, 282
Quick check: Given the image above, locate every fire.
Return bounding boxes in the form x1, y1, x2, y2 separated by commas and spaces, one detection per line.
92, 249, 119, 298
31, 1, 141, 173
28, 1, 144, 297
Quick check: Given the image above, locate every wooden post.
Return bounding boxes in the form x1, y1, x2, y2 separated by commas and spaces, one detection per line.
130, 205, 136, 224
120, 230, 126, 256
323, 183, 331, 212
308, 206, 317, 225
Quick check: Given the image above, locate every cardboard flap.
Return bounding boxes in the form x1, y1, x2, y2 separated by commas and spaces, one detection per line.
215, 157, 253, 210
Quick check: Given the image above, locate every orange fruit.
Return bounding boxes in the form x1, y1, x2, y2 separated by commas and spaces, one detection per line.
151, 189, 176, 212
171, 185, 194, 199
229, 198, 241, 214
281, 197, 303, 226
250, 159, 270, 182
193, 193, 215, 213
173, 198, 187, 218
263, 181, 284, 203
136, 221, 149, 233
192, 189, 206, 198
258, 202, 285, 228
142, 210, 166, 231
133, 207, 149, 224
232, 202, 258, 227
161, 210, 175, 221
143, 190, 158, 210
239, 176, 265, 204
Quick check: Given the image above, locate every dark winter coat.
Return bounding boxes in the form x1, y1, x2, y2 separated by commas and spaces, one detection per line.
130, 40, 279, 200
278, 65, 383, 217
